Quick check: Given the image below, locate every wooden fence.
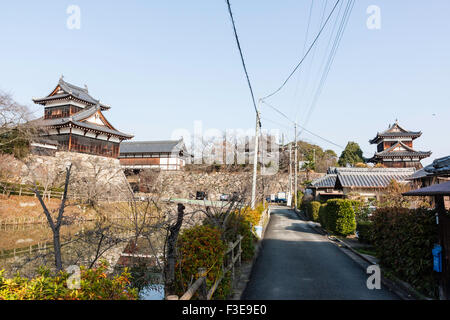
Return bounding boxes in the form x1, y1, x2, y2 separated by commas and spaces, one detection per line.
0, 242, 51, 260
167, 235, 243, 300
0, 182, 131, 202
0, 213, 136, 229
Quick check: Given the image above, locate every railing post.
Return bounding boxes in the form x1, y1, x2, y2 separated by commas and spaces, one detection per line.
238, 235, 243, 268
198, 268, 208, 300
229, 242, 235, 281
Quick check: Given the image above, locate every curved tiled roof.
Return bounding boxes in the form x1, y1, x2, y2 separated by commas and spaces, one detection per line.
337, 171, 412, 188
310, 174, 337, 188
369, 122, 422, 144
373, 141, 431, 158
315, 167, 415, 189
424, 156, 450, 175
119, 140, 186, 154
29, 105, 133, 139
33, 78, 110, 110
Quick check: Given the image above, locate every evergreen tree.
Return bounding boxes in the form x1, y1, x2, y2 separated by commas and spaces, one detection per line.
338, 141, 364, 167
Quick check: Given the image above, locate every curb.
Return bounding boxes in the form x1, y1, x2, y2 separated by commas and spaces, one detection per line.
305, 221, 431, 300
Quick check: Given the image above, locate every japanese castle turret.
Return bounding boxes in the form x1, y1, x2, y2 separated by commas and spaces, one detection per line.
368, 121, 431, 169
31, 76, 133, 158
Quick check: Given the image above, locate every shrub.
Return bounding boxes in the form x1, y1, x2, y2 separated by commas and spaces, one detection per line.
175, 225, 229, 299
297, 191, 304, 209
371, 207, 439, 298
356, 221, 373, 243
222, 213, 256, 261
308, 201, 321, 222
0, 261, 137, 300
325, 199, 356, 236
242, 202, 266, 232
242, 208, 261, 232
318, 203, 327, 228
372, 208, 438, 297
349, 200, 363, 221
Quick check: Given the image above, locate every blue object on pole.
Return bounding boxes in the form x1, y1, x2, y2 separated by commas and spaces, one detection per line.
432, 244, 442, 273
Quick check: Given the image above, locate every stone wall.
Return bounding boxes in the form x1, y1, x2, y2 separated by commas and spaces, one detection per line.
18, 151, 130, 199
138, 170, 325, 201
2, 150, 325, 202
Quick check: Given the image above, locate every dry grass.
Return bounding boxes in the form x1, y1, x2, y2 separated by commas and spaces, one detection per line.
0, 195, 98, 220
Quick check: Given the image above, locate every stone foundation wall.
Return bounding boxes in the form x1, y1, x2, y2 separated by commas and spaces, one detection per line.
138, 170, 325, 202
19, 151, 130, 199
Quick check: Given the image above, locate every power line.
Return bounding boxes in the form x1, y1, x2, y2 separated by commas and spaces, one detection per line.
225, 0, 260, 127
292, 0, 330, 122
300, 0, 355, 132
261, 100, 293, 125
290, 0, 314, 118
262, 0, 341, 100
260, 101, 344, 149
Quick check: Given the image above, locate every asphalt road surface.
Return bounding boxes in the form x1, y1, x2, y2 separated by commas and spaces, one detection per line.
242, 206, 399, 300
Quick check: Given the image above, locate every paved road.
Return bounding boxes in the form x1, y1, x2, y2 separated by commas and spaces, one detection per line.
242, 207, 399, 300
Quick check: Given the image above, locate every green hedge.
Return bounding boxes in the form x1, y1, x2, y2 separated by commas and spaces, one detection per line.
371, 207, 439, 298
349, 200, 362, 221
318, 203, 328, 228
222, 213, 256, 261
308, 201, 321, 222
325, 199, 356, 236
356, 221, 373, 243
297, 191, 304, 210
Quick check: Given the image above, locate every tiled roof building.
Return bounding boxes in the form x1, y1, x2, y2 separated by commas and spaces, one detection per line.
119, 139, 189, 171
31, 76, 133, 158
368, 121, 431, 169
309, 167, 415, 201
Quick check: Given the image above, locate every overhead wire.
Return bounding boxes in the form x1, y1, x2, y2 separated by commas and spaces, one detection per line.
225, 0, 261, 127
290, 0, 314, 118
260, 101, 344, 149
261, 0, 341, 101
293, 0, 329, 122
299, 0, 355, 135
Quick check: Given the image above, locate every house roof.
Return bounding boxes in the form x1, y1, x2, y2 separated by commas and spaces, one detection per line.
30, 105, 133, 139
407, 168, 429, 180
403, 181, 450, 196
33, 77, 110, 110
372, 141, 431, 158
369, 122, 422, 144
327, 167, 415, 174
310, 174, 337, 188
119, 140, 187, 155
314, 167, 415, 189
424, 156, 450, 176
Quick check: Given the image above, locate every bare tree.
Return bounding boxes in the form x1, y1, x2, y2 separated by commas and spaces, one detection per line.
0, 153, 20, 196
0, 91, 34, 158
33, 164, 72, 272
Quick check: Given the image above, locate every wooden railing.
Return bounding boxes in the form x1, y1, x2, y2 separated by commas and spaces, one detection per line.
0, 242, 51, 260
167, 234, 243, 300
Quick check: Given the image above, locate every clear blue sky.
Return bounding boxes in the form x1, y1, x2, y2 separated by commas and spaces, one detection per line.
0, 1, 449, 165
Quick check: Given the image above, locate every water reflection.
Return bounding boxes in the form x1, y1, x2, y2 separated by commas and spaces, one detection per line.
139, 284, 165, 300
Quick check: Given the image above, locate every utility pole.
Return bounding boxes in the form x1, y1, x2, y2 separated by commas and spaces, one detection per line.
288, 142, 292, 207
294, 124, 298, 210
251, 108, 261, 209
